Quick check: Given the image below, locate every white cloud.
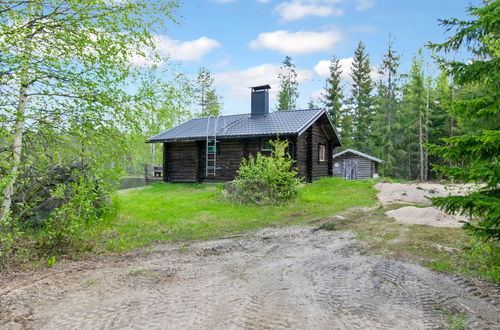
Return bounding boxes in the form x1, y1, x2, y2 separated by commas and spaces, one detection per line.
314, 57, 380, 81
128, 35, 220, 67
355, 0, 375, 11
154, 35, 220, 61
249, 30, 342, 55
214, 63, 313, 99
273, 0, 374, 21
275, 1, 343, 22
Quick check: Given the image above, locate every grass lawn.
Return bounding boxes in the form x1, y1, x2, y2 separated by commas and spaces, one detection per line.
100, 177, 377, 251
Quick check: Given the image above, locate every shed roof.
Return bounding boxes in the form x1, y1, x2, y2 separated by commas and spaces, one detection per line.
332, 148, 384, 163
147, 109, 340, 144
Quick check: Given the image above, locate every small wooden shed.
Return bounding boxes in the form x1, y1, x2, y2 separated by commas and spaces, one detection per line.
332, 149, 383, 180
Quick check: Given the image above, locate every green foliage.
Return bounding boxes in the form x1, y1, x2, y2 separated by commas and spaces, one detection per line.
0, 0, 180, 268
39, 173, 110, 254
349, 41, 374, 150
126, 67, 194, 173
195, 67, 222, 117
47, 256, 56, 268
397, 52, 427, 180
370, 37, 401, 177
276, 56, 299, 111
231, 140, 302, 204
427, 0, 500, 241
322, 55, 344, 129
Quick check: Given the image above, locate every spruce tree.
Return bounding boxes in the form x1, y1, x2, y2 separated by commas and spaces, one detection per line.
276, 56, 299, 111
322, 56, 344, 129
371, 36, 401, 176
399, 53, 427, 180
427, 0, 500, 240
349, 41, 374, 150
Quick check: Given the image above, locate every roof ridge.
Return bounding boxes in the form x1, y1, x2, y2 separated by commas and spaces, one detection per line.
195, 108, 323, 119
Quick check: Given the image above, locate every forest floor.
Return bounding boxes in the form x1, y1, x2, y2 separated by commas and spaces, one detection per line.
1, 181, 498, 329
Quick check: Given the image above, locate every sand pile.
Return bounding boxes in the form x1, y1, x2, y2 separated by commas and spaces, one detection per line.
375, 182, 473, 206
386, 206, 468, 228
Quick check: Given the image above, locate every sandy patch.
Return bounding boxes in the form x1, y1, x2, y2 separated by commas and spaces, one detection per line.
375, 182, 473, 206
386, 206, 468, 228
1, 227, 498, 329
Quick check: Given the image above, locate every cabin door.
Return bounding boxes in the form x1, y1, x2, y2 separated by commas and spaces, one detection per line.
343, 159, 358, 180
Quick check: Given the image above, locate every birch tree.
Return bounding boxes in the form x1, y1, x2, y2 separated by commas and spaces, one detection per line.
0, 0, 178, 220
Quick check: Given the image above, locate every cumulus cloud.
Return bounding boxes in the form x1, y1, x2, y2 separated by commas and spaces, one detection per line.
314, 57, 381, 81
249, 30, 342, 55
128, 35, 220, 67
214, 63, 313, 99
154, 35, 220, 61
274, 1, 343, 22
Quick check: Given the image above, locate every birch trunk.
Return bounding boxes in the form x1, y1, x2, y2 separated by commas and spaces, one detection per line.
1, 84, 29, 220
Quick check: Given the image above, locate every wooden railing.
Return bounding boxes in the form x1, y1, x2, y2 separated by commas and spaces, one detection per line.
144, 164, 163, 184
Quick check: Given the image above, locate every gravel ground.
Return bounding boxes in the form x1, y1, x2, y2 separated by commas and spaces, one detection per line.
1, 226, 498, 330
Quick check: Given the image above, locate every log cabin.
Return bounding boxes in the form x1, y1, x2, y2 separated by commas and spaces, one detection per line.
147, 85, 341, 183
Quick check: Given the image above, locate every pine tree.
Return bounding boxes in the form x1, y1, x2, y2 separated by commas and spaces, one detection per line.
322, 56, 344, 128
195, 67, 222, 117
349, 42, 374, 150
427, 0, 500, 240
276, 56, 299, 111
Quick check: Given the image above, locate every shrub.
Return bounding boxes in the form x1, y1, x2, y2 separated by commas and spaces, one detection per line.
230, 139, 301, 204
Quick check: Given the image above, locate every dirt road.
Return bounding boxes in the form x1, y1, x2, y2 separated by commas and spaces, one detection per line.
1, 227, 498, 329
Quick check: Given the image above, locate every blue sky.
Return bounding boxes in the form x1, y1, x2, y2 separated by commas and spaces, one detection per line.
140, 0, 473, 115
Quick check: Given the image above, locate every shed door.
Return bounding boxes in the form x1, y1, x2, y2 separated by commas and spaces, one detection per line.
343, 159, 358, 180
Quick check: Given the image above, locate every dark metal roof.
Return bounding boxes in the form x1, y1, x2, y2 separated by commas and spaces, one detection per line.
332, 148, 384, 163
147, 109, 339, 143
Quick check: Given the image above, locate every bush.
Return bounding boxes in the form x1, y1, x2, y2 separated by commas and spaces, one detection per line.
38, 173, 110, 254
230, 139, 301, 204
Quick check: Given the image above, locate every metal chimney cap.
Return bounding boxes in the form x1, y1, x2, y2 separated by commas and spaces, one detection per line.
250, 84, 271, 92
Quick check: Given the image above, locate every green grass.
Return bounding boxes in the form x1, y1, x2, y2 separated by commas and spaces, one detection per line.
99, 177, 377, 251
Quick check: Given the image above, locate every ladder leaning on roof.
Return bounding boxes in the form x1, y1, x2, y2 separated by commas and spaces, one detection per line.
206, 115, 220, 176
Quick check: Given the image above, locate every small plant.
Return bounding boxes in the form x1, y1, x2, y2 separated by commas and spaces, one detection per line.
47, 256, 56, 268
178, 244, 186, 252
230, 139, 301, 204
314, 222, 337, 232
87, 278, 96, 285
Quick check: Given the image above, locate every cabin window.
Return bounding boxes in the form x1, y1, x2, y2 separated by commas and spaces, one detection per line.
261, 139, 272, 151
319, 144, 326, 162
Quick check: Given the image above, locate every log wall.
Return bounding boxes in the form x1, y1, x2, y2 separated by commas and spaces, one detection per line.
162, 127, 333, 183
